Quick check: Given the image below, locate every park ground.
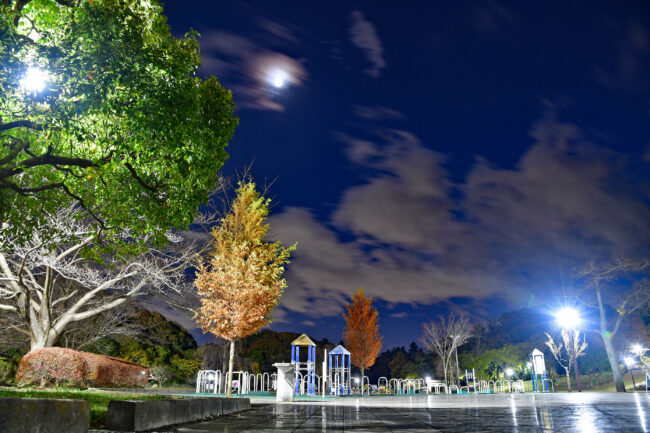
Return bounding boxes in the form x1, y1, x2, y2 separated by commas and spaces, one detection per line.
90, 392, 650, 432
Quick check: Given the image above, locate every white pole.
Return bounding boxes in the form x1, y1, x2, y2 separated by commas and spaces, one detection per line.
322, 349, 328, 398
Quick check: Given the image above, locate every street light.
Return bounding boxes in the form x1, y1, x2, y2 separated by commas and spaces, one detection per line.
632, 344, 645, 356
555, 307, 581, 329
625, 357, 637, 391
555, 307, 583, 392
505, 368, 514, 378
20, 67, 49, 94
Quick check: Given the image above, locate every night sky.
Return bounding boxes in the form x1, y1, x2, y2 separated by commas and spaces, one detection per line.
162, 1, 650, 348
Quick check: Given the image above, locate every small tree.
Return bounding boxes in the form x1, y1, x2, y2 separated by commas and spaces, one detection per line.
545, 330, 587, 391
194, 181, 295, 397
577, 259, 649, 392
342, 288, 383, 380
421, 313, 472, 385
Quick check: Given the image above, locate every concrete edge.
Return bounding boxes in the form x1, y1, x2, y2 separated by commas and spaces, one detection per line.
106, 397, 250, 432
0, 397, 90, 433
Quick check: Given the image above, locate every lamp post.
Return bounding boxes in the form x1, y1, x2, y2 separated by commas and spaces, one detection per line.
555, 307, 582, 392
624, 357, 636, 391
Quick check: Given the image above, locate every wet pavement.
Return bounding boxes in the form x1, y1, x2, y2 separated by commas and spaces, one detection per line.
127, 392, 650, 432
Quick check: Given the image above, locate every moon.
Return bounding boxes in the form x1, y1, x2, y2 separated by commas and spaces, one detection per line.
268, 68, 289, 88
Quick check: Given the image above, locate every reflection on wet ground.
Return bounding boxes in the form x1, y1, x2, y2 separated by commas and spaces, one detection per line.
142, 392, 650, 432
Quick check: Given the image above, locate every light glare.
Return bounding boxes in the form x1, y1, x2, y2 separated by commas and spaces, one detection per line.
20, 67, 48, 94
268, 68, 288, 88
555, 307, 581, 329
624, 357, 635, 367
505, 368, 514, 377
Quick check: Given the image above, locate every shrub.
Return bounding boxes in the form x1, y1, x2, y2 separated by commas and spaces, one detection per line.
149, 365, 173, 385
15, 348, 149, 388
83, 352, 149, 387
0, 357, 16, 385
16, 348, 88, 387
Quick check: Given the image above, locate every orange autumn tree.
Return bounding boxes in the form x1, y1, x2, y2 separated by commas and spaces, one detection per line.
194, 181, 295, 397
342, 287, 383, 380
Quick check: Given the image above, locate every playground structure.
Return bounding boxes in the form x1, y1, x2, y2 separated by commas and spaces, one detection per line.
328, 345, 352, 396
530, 348, 552, 392
291, 334, 317, 396
194, 337, 548, 398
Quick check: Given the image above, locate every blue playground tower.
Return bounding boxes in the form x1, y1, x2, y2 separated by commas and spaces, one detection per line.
328, 344, 352, 395
291, 334, 316, 396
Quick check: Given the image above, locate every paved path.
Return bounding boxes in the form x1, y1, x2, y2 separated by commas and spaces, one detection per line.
151, 392, 650, 432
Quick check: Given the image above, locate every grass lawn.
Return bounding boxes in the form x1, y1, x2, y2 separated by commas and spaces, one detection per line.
0, 387, 170, 429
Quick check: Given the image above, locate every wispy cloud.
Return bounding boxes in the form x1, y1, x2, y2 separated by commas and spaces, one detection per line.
199, 30, 308, 111
270, 108, 650, 319
352, 105, 405, 121
348, 11, 386, 78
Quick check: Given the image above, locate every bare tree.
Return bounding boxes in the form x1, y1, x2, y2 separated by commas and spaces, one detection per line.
421, 313, 472, 385
545, 330, 587, 391
0, 205, 209, 351
57, 300, 141, 352
577, 258, 649, 392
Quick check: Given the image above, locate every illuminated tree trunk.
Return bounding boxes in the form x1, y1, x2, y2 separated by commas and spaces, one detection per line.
226, 339, 235, 398
596, 286, 626, 392
564, 366, 572, 391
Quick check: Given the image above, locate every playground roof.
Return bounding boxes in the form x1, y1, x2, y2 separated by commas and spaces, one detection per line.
292, 334, 316, 346
329, 345, 350, 355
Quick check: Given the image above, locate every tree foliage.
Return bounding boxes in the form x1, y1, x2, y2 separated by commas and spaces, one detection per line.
0, 0, 237, 243
195, 181, 295, 341
195, 181, 295, 395
342, 287, 383, 377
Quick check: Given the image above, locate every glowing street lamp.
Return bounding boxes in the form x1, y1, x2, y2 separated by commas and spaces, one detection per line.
555, 307, 581, 329
555, 307, 583, 392
631, 344, 645, 356
505, 368, 514, 378
20, 67, 49, 94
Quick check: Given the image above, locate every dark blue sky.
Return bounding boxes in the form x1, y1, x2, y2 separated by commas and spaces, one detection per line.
162, 0, 650, 347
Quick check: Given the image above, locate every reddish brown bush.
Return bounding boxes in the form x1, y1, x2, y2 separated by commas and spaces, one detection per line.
16, 348, 88, 387
16, 348, 149, 388
83, 352, 149, 387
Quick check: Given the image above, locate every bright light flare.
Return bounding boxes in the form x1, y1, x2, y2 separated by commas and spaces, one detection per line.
505, 368, 514, 377
20, 67, 49, 94
555, 307, 581, 330
267, 68, 289, 88
632, 344, 644, 356
624, 357, 636, 367
354, 377, 360, 384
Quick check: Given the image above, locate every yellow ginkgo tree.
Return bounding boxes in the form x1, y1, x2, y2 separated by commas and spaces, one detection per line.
194, 181, 295, 397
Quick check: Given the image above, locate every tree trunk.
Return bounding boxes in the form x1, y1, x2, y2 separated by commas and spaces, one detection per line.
226, 339, 235, 397
602, 334, 626, 392
565, 367, 571, 391
596, 283, 626, 392
30, 329, 59, 352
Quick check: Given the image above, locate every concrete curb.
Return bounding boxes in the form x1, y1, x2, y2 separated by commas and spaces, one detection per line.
0, 397, 90, 433
106, 397, 251, 432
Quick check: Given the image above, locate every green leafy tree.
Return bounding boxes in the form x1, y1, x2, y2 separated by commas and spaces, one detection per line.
0, 0, 237, 243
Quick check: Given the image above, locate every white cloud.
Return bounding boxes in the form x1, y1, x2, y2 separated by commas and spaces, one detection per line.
199, 31, 308, 111
352, 105, 405, 121
269, 112, 650, 320
348, 11, 386, 78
